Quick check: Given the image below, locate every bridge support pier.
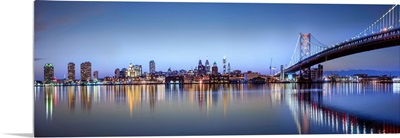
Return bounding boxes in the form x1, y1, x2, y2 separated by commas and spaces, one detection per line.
280, 65, 285, 81
298, 66, 311, 83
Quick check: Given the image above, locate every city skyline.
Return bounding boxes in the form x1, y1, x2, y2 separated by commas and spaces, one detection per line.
34, 2, 400, 80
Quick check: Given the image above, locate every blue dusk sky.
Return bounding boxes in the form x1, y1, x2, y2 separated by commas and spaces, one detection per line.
34, 1, 400, 80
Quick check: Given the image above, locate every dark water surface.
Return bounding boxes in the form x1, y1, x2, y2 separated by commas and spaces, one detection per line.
34, 83, 400, 136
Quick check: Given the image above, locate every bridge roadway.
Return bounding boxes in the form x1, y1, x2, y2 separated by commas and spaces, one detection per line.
278, 27, 400, 76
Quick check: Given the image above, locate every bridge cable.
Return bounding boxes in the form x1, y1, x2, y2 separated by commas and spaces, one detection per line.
289, 34, 301, 68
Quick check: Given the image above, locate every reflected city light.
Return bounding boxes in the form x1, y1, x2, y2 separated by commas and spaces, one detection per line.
393, 83, 400, 93
36, 83, 400, 134
284, 83, 399, 134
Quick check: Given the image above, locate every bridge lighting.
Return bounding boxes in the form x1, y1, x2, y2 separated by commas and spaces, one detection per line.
383, 28, 387, 31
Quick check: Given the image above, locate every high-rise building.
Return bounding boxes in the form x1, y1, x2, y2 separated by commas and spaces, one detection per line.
93, 71, 98, 81
115, 68, 120, 78
80, 62, 91, 82
127, 63, 135, 78
68, 62, 75, 82
311, 64, 324, 82
223, 56, 226, 74
212, 61, 218, 76
198, 59, 206, 75
120, 68, 127, 78
227, 63, 231, 74
44, 63, 54, 84
280, 65, 285, 81
133, 65, 142, 77
149, 60, 155, 74
205, 59, 210, 75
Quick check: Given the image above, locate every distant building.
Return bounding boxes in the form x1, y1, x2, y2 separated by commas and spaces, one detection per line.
232, 70, 242, 76
354, 74, 368, 83
205, 59, 211, 75
280, 65, 285, 81
244, 71, 259, 81
127, 63, 135, 78
227, 63, 231, 74
379, 75, 393, 83
166, 68, 174, 76
67, 62, 75, 82
120, 68, 127, 78
250, 77, 266, 84
93, 71, 98, 81
44, 63, 54, 84
310, 64, 323, 82
179, 69, 187, 75
212, 61, 218, 76
198, 60, 206, 75
149, 60, 156, 74
222, 56, 226, 74
326, 74, 339, 82
133, 65, 142, 77
187, 69, 194, 76
114, 68, 120, 78
80, 62, 91, 82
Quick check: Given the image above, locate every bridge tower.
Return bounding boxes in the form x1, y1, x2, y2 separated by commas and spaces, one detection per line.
299, 33, 312, 82
300, 33, 311, 61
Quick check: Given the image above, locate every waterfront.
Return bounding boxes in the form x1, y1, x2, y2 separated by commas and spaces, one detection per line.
34, 83, 400, 136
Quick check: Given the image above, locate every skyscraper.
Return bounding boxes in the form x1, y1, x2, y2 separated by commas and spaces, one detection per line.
228, 63, 231, 74
93, 71, 98, 81
80, 62, 91, 82
205, 59, 210, 75
133, 65, 142, 77
223, 56, 226, 74
127, 63, 135, 78
198, 59, 205, 75
120, 68, 127, 78
212, 62, 218, 76
115, 68, 120, 78
44, 63, 54, 84
68, 62, 75, 82
149, 60, 155, 74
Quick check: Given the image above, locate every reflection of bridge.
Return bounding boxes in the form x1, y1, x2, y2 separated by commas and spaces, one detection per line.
277, 5, 400, 80
285, 84, 400, 134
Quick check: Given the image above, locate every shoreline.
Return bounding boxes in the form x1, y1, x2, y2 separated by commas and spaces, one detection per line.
33, 81, 399, 87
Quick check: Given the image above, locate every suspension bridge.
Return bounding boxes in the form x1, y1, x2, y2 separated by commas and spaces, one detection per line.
275, 5, 400, 82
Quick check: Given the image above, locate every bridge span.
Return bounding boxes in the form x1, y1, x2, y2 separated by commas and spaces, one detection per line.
275, 4, 400, 80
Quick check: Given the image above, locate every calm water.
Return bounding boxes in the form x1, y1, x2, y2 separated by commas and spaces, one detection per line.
34, 83, 400, 136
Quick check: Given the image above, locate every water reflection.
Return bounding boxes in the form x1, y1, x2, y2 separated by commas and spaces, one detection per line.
37, 83, 400, 134
283, 83, 400, 134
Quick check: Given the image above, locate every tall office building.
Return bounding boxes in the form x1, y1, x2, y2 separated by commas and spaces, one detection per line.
149, 60, 155, 74
280, 65, 285, 81
93, 71, 98, 81
115, 68, 120, 78
67, 62, 75, 82
133, 65, 142, 77
311, 64, 324, 82
205, 59, 210, 75
120, 68, 127, 78
222, 56, 227, 74
212, 62, 218, 76
44, 63, 54, 84
198, 59, 206, 75
227, 63, 231, 74
80, 62, 91, 82
127, 63, 135, 78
